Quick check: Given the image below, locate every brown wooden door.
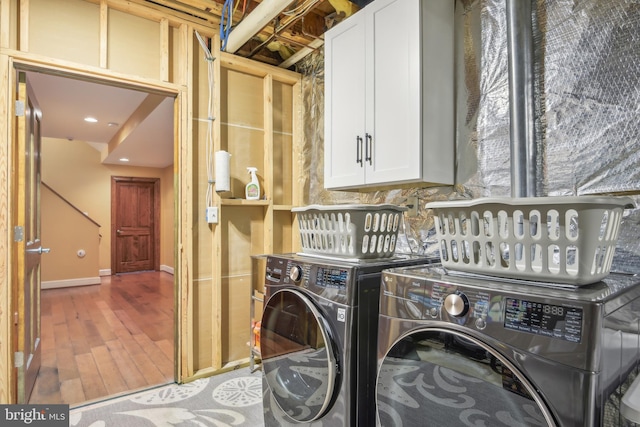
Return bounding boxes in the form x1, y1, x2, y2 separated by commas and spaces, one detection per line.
12, 71, 46, 403
112, 177, 160, 274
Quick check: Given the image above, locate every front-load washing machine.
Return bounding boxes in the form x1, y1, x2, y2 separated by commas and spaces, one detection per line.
376, 264, 640, 427
260, 253, 435, 426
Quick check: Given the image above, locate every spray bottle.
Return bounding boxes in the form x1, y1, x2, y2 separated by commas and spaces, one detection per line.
245, 167, 260, 200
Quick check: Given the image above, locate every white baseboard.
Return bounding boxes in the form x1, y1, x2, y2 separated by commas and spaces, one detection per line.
42, 277, 101, 290
97, 267, 174, 276
160, 265, 174, 275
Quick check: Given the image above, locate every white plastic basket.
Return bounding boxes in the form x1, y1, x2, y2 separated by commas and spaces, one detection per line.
292, 204, 407, 259
426, 196, 635, 285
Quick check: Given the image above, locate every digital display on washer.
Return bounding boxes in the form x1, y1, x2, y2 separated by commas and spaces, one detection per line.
316, 268, 348, 289
504, 298, 583, 343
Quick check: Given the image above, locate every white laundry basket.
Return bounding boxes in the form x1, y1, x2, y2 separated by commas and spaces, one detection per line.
426, 196, 635, 285
292, 204, 407, 259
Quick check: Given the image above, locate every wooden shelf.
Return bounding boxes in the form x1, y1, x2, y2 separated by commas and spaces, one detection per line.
220, 199, 270, 206
273, 205, 297, 211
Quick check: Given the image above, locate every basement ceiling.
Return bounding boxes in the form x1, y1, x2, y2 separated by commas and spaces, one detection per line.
29, 0, 369, 169
143, 0, 367, 67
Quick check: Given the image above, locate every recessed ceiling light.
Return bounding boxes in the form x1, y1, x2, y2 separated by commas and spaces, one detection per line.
84, 116, 98, 123
119, 158, 130, 162
108, 122, 119, 127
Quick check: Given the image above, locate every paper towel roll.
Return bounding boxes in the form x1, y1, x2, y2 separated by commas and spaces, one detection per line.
215, 150, 231, 192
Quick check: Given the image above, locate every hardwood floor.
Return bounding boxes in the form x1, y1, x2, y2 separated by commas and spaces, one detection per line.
29, 271, 175, 406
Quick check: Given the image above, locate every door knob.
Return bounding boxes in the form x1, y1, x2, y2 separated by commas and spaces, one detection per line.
27, 247, 50, 254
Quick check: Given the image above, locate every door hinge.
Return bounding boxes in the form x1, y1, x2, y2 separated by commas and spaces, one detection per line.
14, 226, 24, 242
15, 100, 25, 117
14, 311, 18, 325
14, 351, 24, 368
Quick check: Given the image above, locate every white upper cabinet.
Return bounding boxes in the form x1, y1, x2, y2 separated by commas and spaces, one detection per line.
324, 0, 455, 190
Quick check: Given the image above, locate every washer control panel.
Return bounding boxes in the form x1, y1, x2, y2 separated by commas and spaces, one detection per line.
503, 298, 583, 343
266, 256, 353, 304
381, 268, 584, 344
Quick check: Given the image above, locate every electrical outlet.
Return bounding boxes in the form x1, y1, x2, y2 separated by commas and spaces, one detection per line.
206, 206, 218, 224
406, 196, 419, 217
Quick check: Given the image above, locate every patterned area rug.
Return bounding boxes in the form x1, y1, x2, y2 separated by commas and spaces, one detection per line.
69, 367, 264, 426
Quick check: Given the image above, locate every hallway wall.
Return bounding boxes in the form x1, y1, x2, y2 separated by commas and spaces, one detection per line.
41, 136, 174, 273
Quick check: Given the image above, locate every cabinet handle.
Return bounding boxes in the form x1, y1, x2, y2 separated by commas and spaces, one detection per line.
356, 135, 363, 166
365, 133, 373, 165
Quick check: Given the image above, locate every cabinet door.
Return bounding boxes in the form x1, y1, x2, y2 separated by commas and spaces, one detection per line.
324, 12, 366, 189
365, 0, 422, 185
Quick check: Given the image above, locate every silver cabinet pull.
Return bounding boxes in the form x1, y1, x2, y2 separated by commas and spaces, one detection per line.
365, 133, 373, 165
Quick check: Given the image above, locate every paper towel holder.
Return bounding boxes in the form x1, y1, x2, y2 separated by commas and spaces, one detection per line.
214, 150, 232, 193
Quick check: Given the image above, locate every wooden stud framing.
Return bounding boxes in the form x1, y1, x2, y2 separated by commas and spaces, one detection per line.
177, 22, 194, 382
263, 74, 274, 255
211, 27, 223, 374
160, 18, 169, 82
0, 0, 10, 48
19, 0, 28, 51
100, 0, 108, 68
0, 0, 302, 397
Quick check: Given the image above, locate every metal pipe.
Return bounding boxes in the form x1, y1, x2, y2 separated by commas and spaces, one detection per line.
225, 0, 295, 53
279, 38, 324, 68
247, 0, 323, 58
506, 0, 537, 198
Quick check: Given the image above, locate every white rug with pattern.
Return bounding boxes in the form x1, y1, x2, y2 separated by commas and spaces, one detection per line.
70, 367, 264, 426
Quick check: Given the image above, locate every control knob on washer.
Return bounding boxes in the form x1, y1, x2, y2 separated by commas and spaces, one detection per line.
289, 265, 303, 282
444, 292, 469, 317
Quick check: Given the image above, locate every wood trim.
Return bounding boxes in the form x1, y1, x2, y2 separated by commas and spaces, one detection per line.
0, 53, 13, 404
7, 50, 181, 96
110, 176, 161, 275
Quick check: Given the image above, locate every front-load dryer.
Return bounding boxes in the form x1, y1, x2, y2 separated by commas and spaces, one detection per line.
260, 253, 435, 426
376, 265, 640, 427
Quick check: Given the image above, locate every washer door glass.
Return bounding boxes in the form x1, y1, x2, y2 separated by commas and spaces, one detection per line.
261, 288, 339, 423
377, 329, 556, 427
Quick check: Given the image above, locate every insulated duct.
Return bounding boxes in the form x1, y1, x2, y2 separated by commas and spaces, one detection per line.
224, 0, 295, 53
506, 0, 537, 198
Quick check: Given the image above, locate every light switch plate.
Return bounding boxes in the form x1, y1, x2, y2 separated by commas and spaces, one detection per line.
206, 206, 218, 223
